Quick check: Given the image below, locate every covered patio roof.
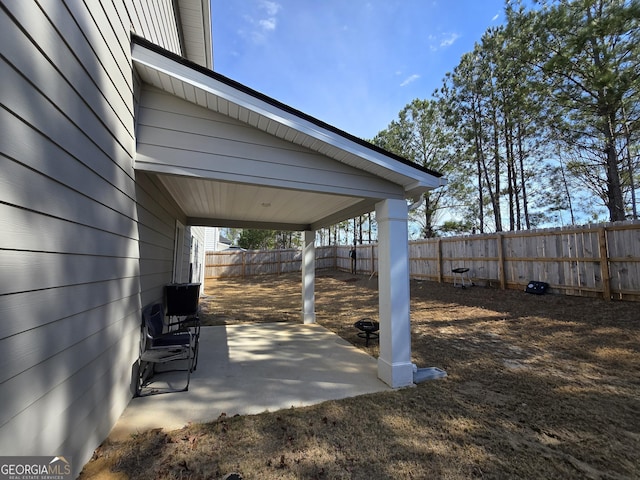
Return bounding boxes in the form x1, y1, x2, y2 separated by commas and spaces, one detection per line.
131, 35, 445, 231
131, 35, 446, 388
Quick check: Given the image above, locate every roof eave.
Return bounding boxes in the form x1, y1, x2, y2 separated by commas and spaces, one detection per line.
132, 35, 443, 196
175, 0, 213, 69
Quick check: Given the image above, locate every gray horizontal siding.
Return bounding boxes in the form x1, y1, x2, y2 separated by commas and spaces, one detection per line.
0, 160, 137, 248
0, 292, 139, 390
0, 251, 141, 297
0, 306, 139, 456
190, 225, 206, 285
0, 62, 136, 201
0, 203, 138, 259
2, 1, 135, 153
0, 0, 188, 476
135, 87, 404, 198
0, 278, 141, 341
130, 0, 181, 55
134, 171, 186, 306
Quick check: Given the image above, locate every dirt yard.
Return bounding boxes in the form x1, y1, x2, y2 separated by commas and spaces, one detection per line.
82, 271, 639, 479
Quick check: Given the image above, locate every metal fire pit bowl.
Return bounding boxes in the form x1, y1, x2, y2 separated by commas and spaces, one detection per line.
353, 318, 380, 347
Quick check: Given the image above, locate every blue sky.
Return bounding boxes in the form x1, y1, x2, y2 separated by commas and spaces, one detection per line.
210, 1, 507, 140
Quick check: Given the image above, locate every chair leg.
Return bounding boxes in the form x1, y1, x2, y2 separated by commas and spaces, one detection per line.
191, 340, 199, 372
136, 347, 192, 396
183, 350, 192, 391
135, 360, 143, 397
135, 359, 154, 397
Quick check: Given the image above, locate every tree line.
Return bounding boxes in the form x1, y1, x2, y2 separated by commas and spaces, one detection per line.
375, 0, 639, 237
229, 0, 639, 248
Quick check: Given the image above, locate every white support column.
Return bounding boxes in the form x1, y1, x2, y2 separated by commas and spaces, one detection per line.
301, 230, 316, 324
375, 199, 414, 388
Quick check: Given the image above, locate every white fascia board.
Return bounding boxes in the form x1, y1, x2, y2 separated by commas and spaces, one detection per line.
132, 42, 439, 193
405, 176, 449, 197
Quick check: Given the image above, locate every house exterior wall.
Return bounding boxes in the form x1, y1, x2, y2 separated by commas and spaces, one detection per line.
0, 1, 191, 475
190, 226, 206, 286
204, 227, 221, 251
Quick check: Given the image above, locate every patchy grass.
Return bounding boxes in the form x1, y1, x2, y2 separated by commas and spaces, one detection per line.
81, 272, 640, 479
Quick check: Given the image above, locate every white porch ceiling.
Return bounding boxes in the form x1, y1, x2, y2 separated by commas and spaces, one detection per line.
157, 176, 372, 230
132, 36, 446, 230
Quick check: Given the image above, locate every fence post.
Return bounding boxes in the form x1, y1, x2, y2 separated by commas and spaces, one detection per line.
497, 233, 506, 290
436, 238, 443, 283
371, 243, 375, 277
598, 227, 611, 300
278, 249, 281, 276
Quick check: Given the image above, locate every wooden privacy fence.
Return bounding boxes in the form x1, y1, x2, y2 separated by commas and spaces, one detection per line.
205, 247, 338, 278
410, 221, 640, 301
205, 221, 640, 301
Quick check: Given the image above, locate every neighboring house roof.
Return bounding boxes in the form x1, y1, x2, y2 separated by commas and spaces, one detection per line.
132, 35, 447, 231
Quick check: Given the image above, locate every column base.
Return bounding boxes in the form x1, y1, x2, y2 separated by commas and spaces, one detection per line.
377, 358, 415, 388
302, 312, 316, 324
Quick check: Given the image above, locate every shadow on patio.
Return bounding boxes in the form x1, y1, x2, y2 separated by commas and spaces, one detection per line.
109, 322, 390, 440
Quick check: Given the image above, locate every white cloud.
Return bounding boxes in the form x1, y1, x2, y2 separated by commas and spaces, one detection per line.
439, 32, 460, 48
257, 0, 280, 33
427, 32, 460, 52
240, 1, 282, 43
260, 0, 281, 16
259, 17, 277, 31
492, 12, 500, 21
400, 74, 420, 87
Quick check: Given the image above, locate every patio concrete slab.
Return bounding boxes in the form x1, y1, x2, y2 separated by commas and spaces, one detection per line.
108, 323, 390, 441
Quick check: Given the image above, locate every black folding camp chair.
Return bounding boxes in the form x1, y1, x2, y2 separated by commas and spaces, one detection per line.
136, 302, 195, 396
